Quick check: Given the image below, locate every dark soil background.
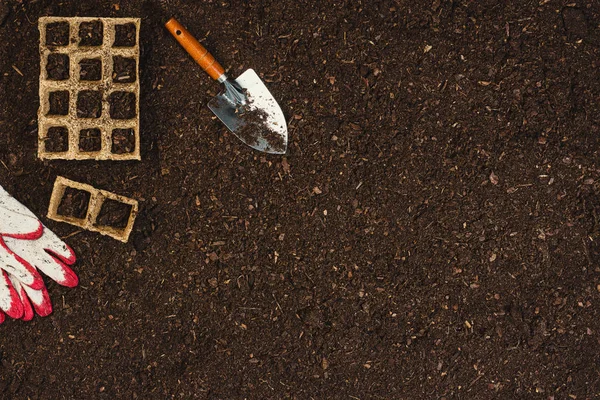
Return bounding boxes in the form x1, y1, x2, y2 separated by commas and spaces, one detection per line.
1, 0, 600, 398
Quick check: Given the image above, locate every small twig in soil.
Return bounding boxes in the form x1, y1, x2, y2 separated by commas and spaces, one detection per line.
12, 65, 23, 76
582, 237, 593, 266
469, 373, 484, 387
61, 230, 84, 240
272, 293, 283, 313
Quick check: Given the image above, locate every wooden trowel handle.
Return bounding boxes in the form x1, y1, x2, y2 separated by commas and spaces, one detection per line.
165, 18, 225, 81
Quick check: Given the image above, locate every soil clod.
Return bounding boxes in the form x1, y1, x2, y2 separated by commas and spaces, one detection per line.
46, 53, 70, 80
0, 4, 9, 26
113, 23, 136, 47
95, 199, 132, 229
46, 22, 69, 46
48, 91, 69, 116
57, 187, 91, 219
562, 7, 588, 38
79, 128, 102, 152
78, 20, 103, 46
111, 128, 135, 154
236, 105, 285, 153
77, 90, 102, 118
44, 126, 69, 152
112, 56, 136, 83
109, 91, 136, 119
79, 58, 102, 81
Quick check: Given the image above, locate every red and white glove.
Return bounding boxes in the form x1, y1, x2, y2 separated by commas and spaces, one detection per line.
0, 185, 77, 323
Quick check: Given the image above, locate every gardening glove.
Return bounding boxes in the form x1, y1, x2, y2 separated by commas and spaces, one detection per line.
0, 184, 77, 323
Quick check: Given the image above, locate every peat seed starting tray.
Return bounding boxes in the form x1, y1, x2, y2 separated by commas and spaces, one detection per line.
48, 176, 139, 243
38, 17, 141, 160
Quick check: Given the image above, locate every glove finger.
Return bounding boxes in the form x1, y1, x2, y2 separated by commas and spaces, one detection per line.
9, 275, 34, 321
39, 226, 77, 264
0, 310, 5, 324
44, 251, 78, 288
0, 237, 45, 289
22, 283, 52, 317
4, 229, 77, 288
0, 271, 23, 319
19, 288, 34, 321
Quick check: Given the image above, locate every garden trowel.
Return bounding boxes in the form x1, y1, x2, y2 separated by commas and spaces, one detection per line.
166, 18, 288, 154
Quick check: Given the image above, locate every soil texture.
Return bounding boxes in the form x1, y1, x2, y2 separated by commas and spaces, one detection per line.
1, 0, 600, 399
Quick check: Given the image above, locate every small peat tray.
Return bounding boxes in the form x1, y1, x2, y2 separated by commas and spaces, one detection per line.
48, 176, 138, 243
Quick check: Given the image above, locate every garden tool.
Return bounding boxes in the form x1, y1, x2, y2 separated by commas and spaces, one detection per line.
165, 18, 288, 154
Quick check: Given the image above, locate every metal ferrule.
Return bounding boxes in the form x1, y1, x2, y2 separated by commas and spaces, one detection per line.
217, 74, 228, 83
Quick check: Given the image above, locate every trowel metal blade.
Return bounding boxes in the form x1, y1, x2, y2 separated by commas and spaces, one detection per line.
208, 69, 287, 154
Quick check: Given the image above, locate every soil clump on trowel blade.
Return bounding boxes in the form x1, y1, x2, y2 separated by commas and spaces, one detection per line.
236, 105, 285, 153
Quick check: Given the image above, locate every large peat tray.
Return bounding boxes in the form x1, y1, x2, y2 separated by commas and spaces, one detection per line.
38, 17, 141, 160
